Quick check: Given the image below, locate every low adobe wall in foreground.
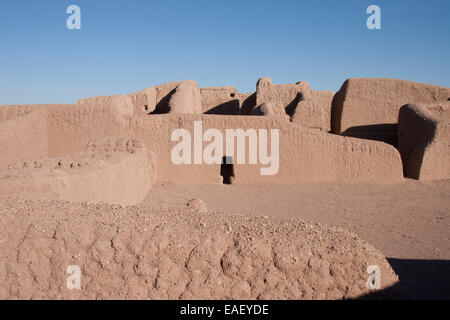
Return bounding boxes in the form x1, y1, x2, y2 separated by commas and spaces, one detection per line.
0, 199, 399, 299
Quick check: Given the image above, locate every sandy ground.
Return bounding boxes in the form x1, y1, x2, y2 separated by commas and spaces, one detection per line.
144, 179, 450, 299
0, 179, 448, 299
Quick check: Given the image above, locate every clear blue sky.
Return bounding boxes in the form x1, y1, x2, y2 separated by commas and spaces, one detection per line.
0, 0, 449, 104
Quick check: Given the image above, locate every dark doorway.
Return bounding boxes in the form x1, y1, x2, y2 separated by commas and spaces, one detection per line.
221, 156, 235, 185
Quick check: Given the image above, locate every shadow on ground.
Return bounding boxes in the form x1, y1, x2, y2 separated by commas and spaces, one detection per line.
360, 258, 450, 300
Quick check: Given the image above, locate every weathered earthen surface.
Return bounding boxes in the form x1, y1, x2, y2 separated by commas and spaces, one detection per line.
256, 77, 312, 117
292, 90, 334, 132
168, 81, 202, 114
135, 115, 404, 185
250, 102, 290, 120
200, 86, 240, 114
0, 79, 407, 195
331, 78, 450, 145
239, 92, 257, 115
0, 110, 49, 167
0, 199, 398, 300
0, 138, 154, 205
398, 102, 450, 180
186, 198, 208, 213
127, 81, 184, 115
0, 104, 50, 123
76, 95, 134, 117
129, 87, 157, 114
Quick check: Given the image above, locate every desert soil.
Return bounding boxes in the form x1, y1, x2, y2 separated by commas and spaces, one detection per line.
0, 179, 448, 299
0, 199, 398, 300
144, 179, 450, 299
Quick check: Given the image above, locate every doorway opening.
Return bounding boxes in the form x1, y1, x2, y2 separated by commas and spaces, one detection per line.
221, 156, 235, 185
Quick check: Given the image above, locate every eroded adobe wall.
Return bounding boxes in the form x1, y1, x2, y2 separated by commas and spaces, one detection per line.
0, 139, 154, 205
129, 87, 157, 115
292, 90, 334, 132
256, 77, 312, 117
0, 199, 399, 299
398, 102, 450, 180
46, 100, 131, 157
239, 92, 257, 115
0, 109, 49, 167
129, 114, 403, 185
168, 81, 202, 114
0, 104, 66, 123
200, 86, 240, 115
0, 79, 416, 188
331, 78, 450, 145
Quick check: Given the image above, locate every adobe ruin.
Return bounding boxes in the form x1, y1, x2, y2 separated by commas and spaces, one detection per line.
0, 77, 449, 205
1, 77, 449, 300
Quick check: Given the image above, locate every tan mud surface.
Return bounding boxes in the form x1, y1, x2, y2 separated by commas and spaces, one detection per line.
145, 180, 450, 260
144, 180, 450, 299
0, 199, 397, 300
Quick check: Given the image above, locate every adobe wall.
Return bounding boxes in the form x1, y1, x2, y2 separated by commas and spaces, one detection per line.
128, 114, 403, 185
292, 90, 334, 132
5, 78, 435, 188
239, 92, 257, 115
0, 139, 154, 205
13, 105, 402, 185
76, 95, 134, 117
129, 87, 157, 115
200, 86, 240, 114
256, 77, 312, 117
168, 81, 202, 114
331, 78, 450, 145
0, 109, 49, 167
129, 81, 206, 115
398, 102, 450, 180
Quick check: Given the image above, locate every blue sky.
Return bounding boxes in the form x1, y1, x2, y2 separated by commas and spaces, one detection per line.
0, 0, 449, 104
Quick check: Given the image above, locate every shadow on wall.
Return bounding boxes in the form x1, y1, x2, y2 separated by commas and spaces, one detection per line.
357, 258, 450, 300
330, 81, 347, 134
149, 89, 176, 114
205, 100, 240, 115
284, 94, 301, 118
240, 93, 257, 115
341, 124, 398, 147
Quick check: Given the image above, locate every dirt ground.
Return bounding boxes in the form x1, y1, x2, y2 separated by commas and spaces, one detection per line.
144, 179, 450, 299
0, 179, 448, 299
